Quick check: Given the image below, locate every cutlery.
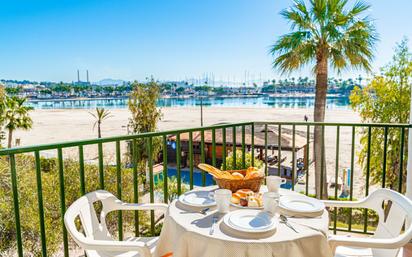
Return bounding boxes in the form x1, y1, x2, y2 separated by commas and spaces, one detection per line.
279, 214, 299, 233
281, 215, 326, 236
199, 208, 210, 215
209, 215, 218, 235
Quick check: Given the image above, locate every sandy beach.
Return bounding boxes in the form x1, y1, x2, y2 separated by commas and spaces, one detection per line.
14, 106, 359, 146
13, 106, 366, 197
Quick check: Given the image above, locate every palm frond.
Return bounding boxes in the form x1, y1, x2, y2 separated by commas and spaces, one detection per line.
348, 1, 371, 18
310, 0, 327, 25
2, 96, 33, 132
272, 0, 377, 75
89, 107, 113, 133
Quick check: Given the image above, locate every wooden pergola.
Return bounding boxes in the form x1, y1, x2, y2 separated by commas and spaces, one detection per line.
168, 125, 311, 166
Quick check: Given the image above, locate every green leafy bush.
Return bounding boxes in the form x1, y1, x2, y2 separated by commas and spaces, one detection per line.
0, 155, 157, 256
221, 150, 263, 170
155, 176, 189, 203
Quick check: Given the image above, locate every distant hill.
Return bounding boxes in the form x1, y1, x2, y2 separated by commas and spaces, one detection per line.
95, 79, 125, 86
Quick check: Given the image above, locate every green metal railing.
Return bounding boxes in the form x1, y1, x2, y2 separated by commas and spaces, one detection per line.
0, 121, 411, 256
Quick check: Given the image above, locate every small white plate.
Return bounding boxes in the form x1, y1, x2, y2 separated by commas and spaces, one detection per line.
178, 190, 216, 208
223, 209, 276, 233
279, 195, 324, 214
230, 202, 263, 210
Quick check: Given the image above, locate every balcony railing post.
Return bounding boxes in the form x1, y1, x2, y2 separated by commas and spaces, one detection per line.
320, 125, 325, 197
116, 140, 123, 240
264, 124, 268, 177
132, 139, 140, 237
305, 125, 310, 195
399, 127, 405, 192
364, 126, 372, 233
251, 123, 255, 167
35, 151, 48, 257
333, 126, 340, 234
176, 134, 182, 195
222, 128, 227, 170
212, 128, 217, 167
98, 142, 104, 189
78, 145, 86, 195
9, 154, 23, 257
278, 124, 282, 175
201, 130, 206, 185
232, 126, 236, 168
57, 148, 69, 257
348, 126, 355, 232
292, 125, 296, 191
241, 125, 246, 169
382, 127, 389, 188
188, 132, 194, 189
163, 135, 169, 201
148, 137, 155, 236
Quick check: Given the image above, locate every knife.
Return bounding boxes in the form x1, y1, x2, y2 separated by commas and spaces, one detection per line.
209, 215, 218, 235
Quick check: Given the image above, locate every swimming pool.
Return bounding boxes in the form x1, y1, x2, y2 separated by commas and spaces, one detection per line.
155, 167, 294, 189
155, 167, 215, 186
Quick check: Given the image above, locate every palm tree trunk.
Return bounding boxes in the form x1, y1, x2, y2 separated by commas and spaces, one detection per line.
8, 128, 13, 148
314, 55, 329, 199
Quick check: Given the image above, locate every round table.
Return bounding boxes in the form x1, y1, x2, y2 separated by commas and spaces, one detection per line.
154, 186, 333, 257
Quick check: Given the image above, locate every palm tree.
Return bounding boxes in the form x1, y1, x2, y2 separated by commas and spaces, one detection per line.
89, 108, 113, 138
3, 96, 33, 148
271, 0, 377, 199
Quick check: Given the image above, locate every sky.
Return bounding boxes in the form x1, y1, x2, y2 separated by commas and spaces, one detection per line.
0, 0, 411, 83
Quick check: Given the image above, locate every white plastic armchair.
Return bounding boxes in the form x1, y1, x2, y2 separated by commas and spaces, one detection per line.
323, 188, 412, 257
64, 190, 168, 257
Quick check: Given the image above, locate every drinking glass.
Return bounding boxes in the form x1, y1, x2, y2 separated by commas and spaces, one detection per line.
263, 192, 279, 215
266, 176, 287, 193
214, 189, 232, 213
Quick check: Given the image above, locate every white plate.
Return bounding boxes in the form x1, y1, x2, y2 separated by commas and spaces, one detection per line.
223, 209, 276, 233
178, 190, 216, 207
279, 194, 324, 214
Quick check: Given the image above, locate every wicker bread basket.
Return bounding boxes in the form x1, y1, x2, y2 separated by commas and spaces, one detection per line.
214, 169, 264, 193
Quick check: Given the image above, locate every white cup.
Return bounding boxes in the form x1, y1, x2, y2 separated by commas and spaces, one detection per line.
214, 189, 232, 213
266, 176, 287, 193
263, 192, 279, 215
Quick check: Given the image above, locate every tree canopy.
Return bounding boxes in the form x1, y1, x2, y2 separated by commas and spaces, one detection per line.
271, 0, 378, 74
350, 39, 412, 190
128, 80, 163, 185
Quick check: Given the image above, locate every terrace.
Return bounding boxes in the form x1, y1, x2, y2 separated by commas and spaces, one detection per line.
1, 121, 411, 257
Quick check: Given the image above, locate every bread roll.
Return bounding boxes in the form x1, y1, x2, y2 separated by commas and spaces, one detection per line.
236, 189, 253, 198
245, 171, 260, 179
231, 193, 242, 204
231, 172, 244, 179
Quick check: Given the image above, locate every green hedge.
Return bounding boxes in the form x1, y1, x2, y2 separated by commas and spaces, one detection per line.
0, 155, 158, 256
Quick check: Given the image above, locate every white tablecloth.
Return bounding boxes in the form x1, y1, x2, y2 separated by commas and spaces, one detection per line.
155, 186, 333, 257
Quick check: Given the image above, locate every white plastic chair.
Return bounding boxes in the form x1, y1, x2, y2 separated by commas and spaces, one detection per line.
64, 190, 168, 257
323, 188, 412, 257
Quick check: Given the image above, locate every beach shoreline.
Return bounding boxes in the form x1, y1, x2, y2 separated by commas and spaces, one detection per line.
26, 93, 349, 102
14, 106, 360, 147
